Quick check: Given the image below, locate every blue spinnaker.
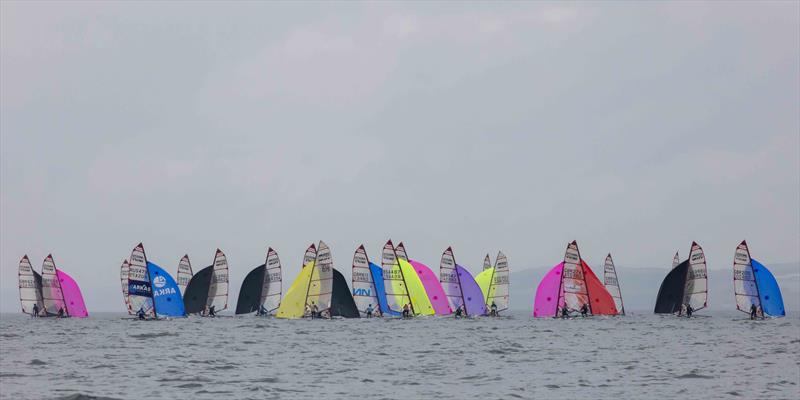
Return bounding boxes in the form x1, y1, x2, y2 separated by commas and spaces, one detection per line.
369, 262, 400, 316
148, 262, 186, 318
751, 259, 785, 317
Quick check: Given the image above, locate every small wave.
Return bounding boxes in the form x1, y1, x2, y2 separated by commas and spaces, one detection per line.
53, 394, 122, 400
129, 332, 178, 339
676, 373, 714, 379
177, 383, 203, 389
29, 359, 46, 365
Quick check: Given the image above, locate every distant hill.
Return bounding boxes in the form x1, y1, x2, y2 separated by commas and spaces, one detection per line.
509, 262, 799, 313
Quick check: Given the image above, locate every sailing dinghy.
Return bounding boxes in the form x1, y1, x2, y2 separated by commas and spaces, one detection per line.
276, 241, 334, 319
235, 248, 283, 315
38, 255, 88, 318
381, 240, 435, 317
475, 251, 510, 315
18, 255, 44, 316
533, 241, 618, 317
733, 241, 785, 318
352, 245, 393, 317
603, 254, 625, 315
126, 243, 185, 319
183, 249, 229, 316
440, 247, 487, 317
654, 242, 708, 315
396, 242, 447, 315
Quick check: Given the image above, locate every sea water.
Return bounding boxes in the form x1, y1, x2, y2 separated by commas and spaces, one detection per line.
1, 311, 798, 400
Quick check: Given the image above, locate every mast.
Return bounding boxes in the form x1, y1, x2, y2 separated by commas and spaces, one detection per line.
392, 242, 415, 315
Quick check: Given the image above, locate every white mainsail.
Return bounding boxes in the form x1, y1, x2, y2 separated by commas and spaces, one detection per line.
18, 255, 43, 315
603, 253, 625, 315
127, 243, 155, 317
177, 255, 193, 295
207, 249, 229, 311
559, 241, 590, 312
41, 254, 66, 316
260, 247, 282, 313
483, 254, 492, 270
733, 241, 760, 313
120, 260, 132, 314
308, 241, 333, 313
352, 245, 379, 316
488, 251, 510, 312
439, 247, 464, 312
683, 242, 708, 311
383, 240, 410, 313
303, 243, 317, 268
672, 252, 680, 269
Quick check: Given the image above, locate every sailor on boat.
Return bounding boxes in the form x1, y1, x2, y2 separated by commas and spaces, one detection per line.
208, 305, 216, 317
258, 304, 268, 316
454, 305, 463, 318
365, 304, 374, 318
490, 301, 498, 317
312, 303, 319, 318
402, 303, 411, 318
560, 306, 569, 319
137, 307, 146, 320
31, 304, 39, 318
57, 307, 65, 318
685, 304, 693, 318
750, 304, 758, 320
580, 303, 589, 317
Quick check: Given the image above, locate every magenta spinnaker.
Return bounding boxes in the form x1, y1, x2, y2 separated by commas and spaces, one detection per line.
533, 262, 564, 317
56, 270, 89, 318
409, 259, 452, 315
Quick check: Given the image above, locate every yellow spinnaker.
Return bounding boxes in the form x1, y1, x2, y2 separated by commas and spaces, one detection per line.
276, 261, 314, 319
475, 267, 495, 308
398, 259, 435, 316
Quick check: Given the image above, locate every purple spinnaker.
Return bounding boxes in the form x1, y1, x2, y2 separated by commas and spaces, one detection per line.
533, 262, 564, 317
455, 264, 487, 316
409, 259, 452, 315
56, 270, 89, 318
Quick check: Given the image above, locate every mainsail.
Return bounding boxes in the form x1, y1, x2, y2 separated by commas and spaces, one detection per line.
18, 255, 43, 315
41, 255, 66, 316
672, 252, 680, 269
475, 251, 510, 313
558, 241, 590, 313
440, 247, 486, 316
127, 243, 155, 317
56, 269, 88, 318
533, 262, 565, 317
394, 242, 436, 316
261, 248, 282, 314
352, 245, 380, 317
734, 240, 785, 317
120, 260, 132, 314
177, 255, 193, 294
206, 249, 229, 312
684, 242, 708, 311
303, 243, 317, 268
330, 268, 359, 318
409, 259, 451, 315
603, 254, 625, 315
147, 262, 185, 317
382, 240, 411, 314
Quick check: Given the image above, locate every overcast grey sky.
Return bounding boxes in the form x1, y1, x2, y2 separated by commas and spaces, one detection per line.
2, 2, 798, 312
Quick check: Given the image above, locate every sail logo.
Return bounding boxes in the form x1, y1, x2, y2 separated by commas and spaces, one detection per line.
212, 273, 228, 283
266, 272, 282, 282
735, 252, 749, 262
691, 253, 704, 262
153, 275, 167, 288
354, 254, 367, 264
688, 268, 707, 279
494, 275, 509, 284
153, 287, 176, 297
565, 252, 579, 262
131, 254, 145, 263
268, 257, 280, 266
353, 271, 371, 282
441, 272, 458, 283
353, 288, 372, 296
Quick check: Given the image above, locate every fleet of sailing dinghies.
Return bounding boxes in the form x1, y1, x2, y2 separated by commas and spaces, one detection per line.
733, 241, 785, 317
176, 255, 193, 295
123, 243, 186, 319
532, 241, 619, 318
16, 239, 792, 320
603, 254, 625, 315
439, 247, 487, 316
183, 249, 229, 315
475, 251, 510, 313
654, 242, 709, 315
17, 254, 88, 318
235, 248, 283, 315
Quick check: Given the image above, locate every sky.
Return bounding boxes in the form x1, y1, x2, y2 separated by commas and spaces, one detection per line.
1, 2, 798, 312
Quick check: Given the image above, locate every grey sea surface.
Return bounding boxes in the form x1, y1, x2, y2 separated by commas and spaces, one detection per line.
1, 311, 798, 400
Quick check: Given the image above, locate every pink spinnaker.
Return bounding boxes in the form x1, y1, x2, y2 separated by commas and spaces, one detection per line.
533, 262, 564, 317
409, 259, 452, 315
56, 270, 89, 318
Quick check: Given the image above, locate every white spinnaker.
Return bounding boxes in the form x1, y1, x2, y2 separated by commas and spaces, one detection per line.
395, 242, 408, 261
207, 249, 229, 311
120, 260, 132, 314
733, 241, 759, 313
440, 247, 464, 312
260, 248, 282, 313
483, 254, 492, 270
41, 254, 66, 315
18, 255, 43, 315
352, 245, 379, 316
383, 240, 410, 312
488, 251, 510, 312
177, 255, 193, 294
560, 241, 590, 312
603, 254, 625, 315
672, 252, 680, 269
310, 241, 334, 312
684, 242, 708, 311
303, 244, 317, 268
128, 243, 155, 317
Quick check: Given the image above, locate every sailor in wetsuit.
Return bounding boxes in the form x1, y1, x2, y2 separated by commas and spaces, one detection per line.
750, 303, 758, 320
580, 303, 589, 317
57, 307, 65, 318
685, 304, 693, 318
560, 306, 569, 319
454, 305, 463, 318
258, 304, 268, 316
311, 303, 319, 318
490, 301, 498, 317
365, 304, 374, 318
137, 307, 146, 320
32, 304, 39, 318
208, 305, 216, 317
